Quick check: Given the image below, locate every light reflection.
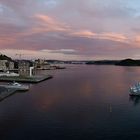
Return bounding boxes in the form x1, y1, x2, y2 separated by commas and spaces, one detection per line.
129, 96, 140, 106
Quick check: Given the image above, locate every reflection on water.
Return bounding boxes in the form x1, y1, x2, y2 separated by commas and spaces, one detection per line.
0, 65, 140, 140
129, 96, 140, 106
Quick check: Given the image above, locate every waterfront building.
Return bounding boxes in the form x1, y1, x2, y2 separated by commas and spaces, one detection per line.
0, 60, 8, 71
35, 59, 51, 70
18, 61, 36, 76
7, 61, 14, 70
0, 60, 14, 71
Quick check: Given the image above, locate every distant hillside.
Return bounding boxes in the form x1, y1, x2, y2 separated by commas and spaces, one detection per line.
86, 60, 119, 65
86, 59, 140, 66
0, 54, 12, 61
115, 59, 140, 66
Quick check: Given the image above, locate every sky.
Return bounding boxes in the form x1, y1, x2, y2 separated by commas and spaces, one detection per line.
0, 0, 140, 60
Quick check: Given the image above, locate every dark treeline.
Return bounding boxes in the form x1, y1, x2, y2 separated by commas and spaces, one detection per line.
86, 59, 140, 66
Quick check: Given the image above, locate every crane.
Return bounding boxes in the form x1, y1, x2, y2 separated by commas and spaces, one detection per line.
15, 53, 25, 60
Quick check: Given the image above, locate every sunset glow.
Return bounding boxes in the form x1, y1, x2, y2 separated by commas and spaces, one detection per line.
0, 0, 140, 60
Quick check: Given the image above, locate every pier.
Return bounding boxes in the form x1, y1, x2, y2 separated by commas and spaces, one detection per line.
0, 75, 53, 83
0, 87, 20, 101
0, 82, 30, 101
0, 75, 53, 101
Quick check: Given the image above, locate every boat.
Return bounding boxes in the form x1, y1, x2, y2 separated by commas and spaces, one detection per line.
130, 82, 140, 96
0, 82, 29, 91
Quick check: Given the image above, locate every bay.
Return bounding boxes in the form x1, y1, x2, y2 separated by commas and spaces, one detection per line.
0, 65, 140, 140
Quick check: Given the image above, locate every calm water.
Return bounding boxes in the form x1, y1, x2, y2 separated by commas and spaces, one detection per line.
1, 65, 140, 140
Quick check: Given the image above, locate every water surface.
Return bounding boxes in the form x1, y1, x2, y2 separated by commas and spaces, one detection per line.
0, 65, 140, 140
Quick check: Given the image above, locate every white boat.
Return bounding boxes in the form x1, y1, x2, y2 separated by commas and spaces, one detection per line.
130, 82, 140, 96
0, 82, 29, 91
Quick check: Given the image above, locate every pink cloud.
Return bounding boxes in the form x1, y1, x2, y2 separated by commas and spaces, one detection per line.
70, 30, 128, 43
97, 33, 128, 43
134, 36, 140, 44
70, 30, 96, 38
34, 14, 71, 32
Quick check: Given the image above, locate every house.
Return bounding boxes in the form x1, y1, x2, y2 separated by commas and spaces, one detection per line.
0, 60, 14, 71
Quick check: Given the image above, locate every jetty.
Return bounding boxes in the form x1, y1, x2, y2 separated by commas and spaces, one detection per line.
0, 75, 53, 101
0, 75, 53, 83
0, 87, 15, 101
0, 84, 29, 101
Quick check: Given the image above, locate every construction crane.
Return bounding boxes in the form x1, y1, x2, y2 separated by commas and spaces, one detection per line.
15, 53, 25, 60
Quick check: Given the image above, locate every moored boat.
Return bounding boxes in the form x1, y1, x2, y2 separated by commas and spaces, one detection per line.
130, 82, 140, 96
0, 82, 29, 91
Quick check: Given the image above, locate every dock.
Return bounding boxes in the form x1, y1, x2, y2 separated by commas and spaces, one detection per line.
0, 83, 30, 101
0, 75, 53, 83
0, 75, 53, 101
0, 87, 17, 101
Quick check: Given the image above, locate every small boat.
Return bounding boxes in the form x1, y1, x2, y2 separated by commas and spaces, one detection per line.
130, 82, 140, 96
0, 82, 29, 91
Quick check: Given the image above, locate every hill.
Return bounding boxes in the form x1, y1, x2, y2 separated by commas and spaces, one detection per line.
115, 59, 140, 66
0, 54, 12, 61
86, 60, 119, 65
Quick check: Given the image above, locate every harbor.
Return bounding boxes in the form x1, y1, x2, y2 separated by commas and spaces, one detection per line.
0, 57, 55, 101
0, 75, 53, 101
0, 73, 53, 100
1, 65, 140, 140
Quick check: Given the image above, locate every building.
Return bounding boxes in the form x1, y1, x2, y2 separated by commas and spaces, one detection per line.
0, 60, 7, 71
35, 59, 51, 70
0, 60, 14, 71
18, 61, 35, 76
7, 61, 14, 70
